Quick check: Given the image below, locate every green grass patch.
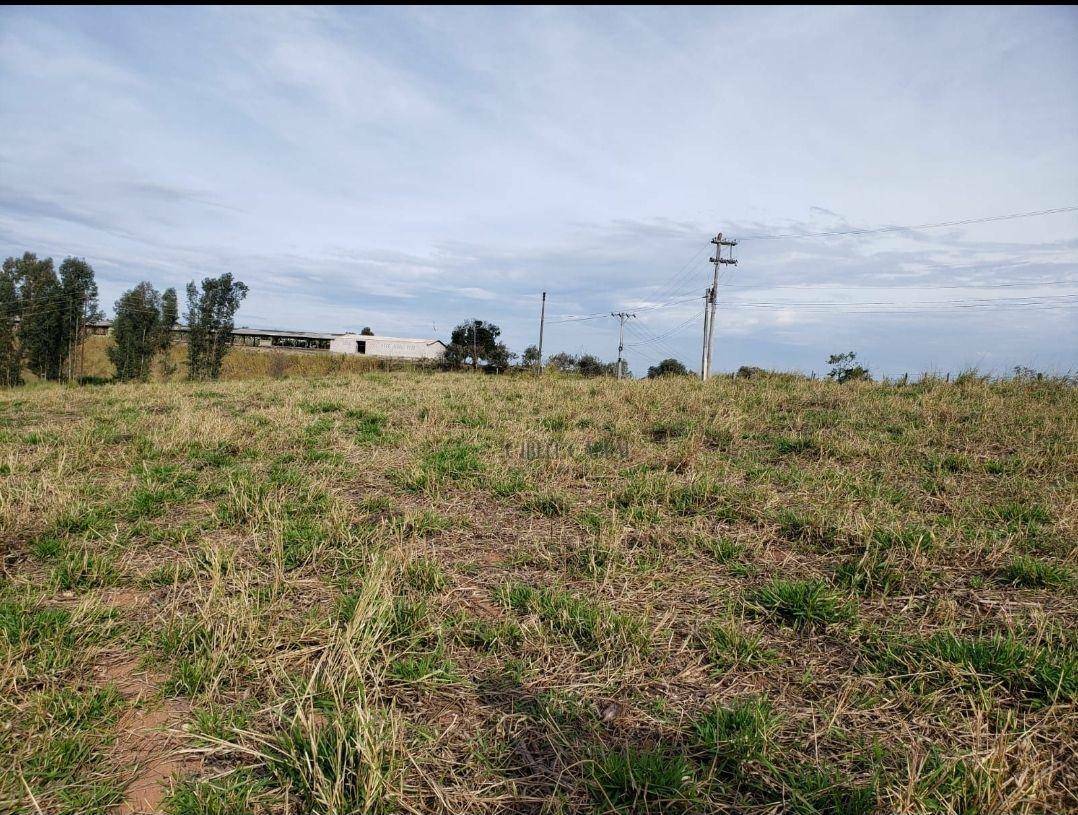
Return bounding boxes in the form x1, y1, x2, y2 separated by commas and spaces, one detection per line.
497, 581, 648, 658
20, 685, 127, 815
404, 557, 448, 593
164, 772, 267, 815
262, 710, 397, 813
690, 697, 777, 773
779, 764, 876, 815
749, 579, 854, 630
589, 745, 696, 813
990, 502, 1051, 528
865, 630, 1075, 704
774, 509, 842, 548
52, 548, 118, 591
997, 555, 1070, 589
522, 491, 570, 517
833, 546, 902, 596
0, 599, 118, 678
700, 621, 774, 668
450, 614, 523, 651
772, 433, 819, 455
346, 408, 387, 444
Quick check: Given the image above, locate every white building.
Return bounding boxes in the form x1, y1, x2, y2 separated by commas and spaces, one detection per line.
329, 333, 447, 361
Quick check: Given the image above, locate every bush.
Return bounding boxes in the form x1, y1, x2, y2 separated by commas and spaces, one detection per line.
827, 352, 872, 383
736, 365, 766, 379
647, 358, 689, 378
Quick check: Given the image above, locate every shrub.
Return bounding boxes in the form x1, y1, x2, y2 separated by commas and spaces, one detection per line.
827, 352, 871, 383
647, 358, 689, 378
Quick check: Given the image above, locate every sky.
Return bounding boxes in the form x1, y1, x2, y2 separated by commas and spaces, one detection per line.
1, 6, 1076, 377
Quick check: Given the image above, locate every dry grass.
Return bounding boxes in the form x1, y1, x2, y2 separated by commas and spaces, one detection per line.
70, 334, 428, 382
0, 368, 1075, 814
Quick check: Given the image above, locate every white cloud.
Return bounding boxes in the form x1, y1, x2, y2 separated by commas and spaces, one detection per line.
0, 6, 1076, 374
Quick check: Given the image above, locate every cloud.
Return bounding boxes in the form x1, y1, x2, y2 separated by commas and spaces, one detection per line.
0, 6, 1076, 375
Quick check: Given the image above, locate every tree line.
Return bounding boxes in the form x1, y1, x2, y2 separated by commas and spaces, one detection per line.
0, 253, 688, 386
0, 253, 100, 387
1, 251, 247, 386
441, 318, 694, 379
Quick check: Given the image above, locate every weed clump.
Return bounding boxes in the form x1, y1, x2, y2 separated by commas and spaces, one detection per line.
690, 697, 777, 772
749, 579, 855, 629
997, 555, 1070, 589
496, 580, 649, 658
589, 746, 696, 813
699, 621, 773, 668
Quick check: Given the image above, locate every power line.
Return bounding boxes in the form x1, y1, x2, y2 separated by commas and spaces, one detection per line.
624, 322, 685, 363
723, 278, 1078, 292
648, 240, 713, 305
737, 205, 1078, 241
624, 320, 678, 351
722, 296, 1078, 314
723, 292, 1078, 308
625, 319, 701, 366
549, 278, 1076, 326
543, 239, 713, 325
623, 341, 668, 367
624, 322, 683, 363
624, 314, 698, 347
547, 294, 703, 324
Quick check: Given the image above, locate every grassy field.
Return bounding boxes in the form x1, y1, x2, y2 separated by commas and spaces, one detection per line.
0, 370, 1075, 814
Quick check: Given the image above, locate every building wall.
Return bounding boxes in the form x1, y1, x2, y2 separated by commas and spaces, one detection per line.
329, 334, 445, 360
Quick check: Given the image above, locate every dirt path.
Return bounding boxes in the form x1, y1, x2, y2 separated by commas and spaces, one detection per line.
90, 588, 197, 815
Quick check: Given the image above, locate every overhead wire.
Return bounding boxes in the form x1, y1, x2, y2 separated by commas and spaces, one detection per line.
737, 205, 1078, 241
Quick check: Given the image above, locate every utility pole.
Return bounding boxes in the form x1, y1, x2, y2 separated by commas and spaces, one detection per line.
68, 311, 80, 383
700, 288, 711, 379
611, 312, 636, 380
703, 232, 738, 381
536, 292, 546, 375
472, 320, 478, 372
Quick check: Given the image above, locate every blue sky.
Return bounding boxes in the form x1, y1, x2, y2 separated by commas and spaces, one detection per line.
1, 6, 1076, 376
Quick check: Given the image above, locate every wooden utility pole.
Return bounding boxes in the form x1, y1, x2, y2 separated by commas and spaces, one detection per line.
68, 311, 80, 383
536, 292, 546, 375
700, 287, 711, 379
472, 320, 478, 372
703, 233, 738, 380
611, 312, 636, 380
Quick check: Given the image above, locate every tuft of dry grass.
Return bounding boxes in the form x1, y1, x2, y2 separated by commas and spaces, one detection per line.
0, 369, 1075, 813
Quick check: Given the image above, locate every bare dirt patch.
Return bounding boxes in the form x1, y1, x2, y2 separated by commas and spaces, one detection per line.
84, 595, 197, 815
114, 698, 193, 815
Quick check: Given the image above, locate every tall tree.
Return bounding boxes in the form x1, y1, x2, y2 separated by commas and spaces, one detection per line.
58, 257, 101, 381
185, 273, 248, 380
156, 287, 179, 377
522, 345, 540, 369
576, 354, 605, 377
0, 263, 21, 387
446, 319, 512, 371
546, 352, 577, 373
14, 253, 64, 381
108, 283, 163, 381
